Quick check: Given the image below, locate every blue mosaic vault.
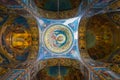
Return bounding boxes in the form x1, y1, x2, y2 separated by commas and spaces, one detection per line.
37, 17, 81, 60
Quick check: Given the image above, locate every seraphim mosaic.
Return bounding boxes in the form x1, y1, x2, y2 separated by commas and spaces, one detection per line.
0, 0, 120, 80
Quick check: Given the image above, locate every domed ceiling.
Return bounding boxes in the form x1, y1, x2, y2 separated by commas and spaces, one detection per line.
0, 15, 39, 62
85, 13, 120, 62
33, 0, 81, 19
34, 0, 81, 11
0, 4, 39, 77
0, 0, 120, 79
37, 66, 84, 80
86, 14, 113, 60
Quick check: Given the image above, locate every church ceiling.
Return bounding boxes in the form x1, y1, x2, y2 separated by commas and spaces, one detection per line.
0, 13, 39, 77
34, 0, 81, 11
38, 8, 78, 19
0, 0, 120, 79
86, 14, 114, 60
78, 12, 120, 63
0, 11, 39, 71
85, 13, 120, 61
37, 66, 84, 80
39, 58, 81, 70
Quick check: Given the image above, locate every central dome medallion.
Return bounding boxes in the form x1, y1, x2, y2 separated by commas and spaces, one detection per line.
44, 24, 73, 54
